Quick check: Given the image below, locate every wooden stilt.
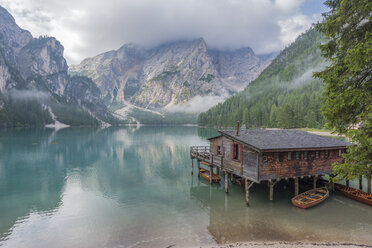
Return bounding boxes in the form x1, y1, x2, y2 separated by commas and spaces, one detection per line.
245, 179, 254, 206
246, 181, 250, 205
224, 193, 228, 210
269, 180, 277, 201
294, 177, 299, 196
197, 160, 200, 178
210, 166, 213, 184
313, 175, 318, 189
225, 172, 229, 194
191, 158, 194, 175
329, 174, 335, 192
269, 180, 274, 201
359, 176, 363, 190
346, 179, 350, 187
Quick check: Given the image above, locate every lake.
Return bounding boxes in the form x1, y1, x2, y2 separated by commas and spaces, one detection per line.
0, 126, 371, 248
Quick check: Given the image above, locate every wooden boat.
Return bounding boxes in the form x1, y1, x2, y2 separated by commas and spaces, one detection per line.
335, 183, 372, 206
199, 168, 221, 183
291, 187, 329, 209
233, 175, 245, 187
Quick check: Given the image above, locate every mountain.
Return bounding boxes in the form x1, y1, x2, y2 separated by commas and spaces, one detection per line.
69, 39, 275, 116
198, 28, 326, 128
0, 6, 122, 127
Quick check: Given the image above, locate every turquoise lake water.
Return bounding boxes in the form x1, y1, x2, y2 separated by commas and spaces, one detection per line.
0, 126, 371, 248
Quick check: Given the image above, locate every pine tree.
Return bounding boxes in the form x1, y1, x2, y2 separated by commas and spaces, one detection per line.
315, 0, 372, 192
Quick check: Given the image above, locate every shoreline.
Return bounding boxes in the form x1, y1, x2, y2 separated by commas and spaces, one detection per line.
200, 242, 372, 248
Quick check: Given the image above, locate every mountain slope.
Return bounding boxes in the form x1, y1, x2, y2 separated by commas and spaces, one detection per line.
198, 28, 325, 128
0, 6, 123, 127
70, 39, 275, 113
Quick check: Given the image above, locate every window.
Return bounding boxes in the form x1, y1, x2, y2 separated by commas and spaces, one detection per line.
233, 143, 239, 160
263, 154, 267, 162
288, 152, 292, 161
304, 151, 308, 159
279, 153, 284, 162
217, 146, 221, 155
325, 150, 328, 158
316, 151, 319, 159
338, 149, 342, 157
274, 153, 279, 161
296, 152, 300, 160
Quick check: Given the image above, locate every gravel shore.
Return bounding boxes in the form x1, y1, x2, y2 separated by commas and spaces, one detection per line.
200, 242, 372, 248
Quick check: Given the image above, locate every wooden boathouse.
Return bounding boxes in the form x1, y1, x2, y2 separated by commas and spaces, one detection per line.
190, 125, 351, 205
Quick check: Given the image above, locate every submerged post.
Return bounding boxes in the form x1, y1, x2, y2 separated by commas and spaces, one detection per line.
294, 177, 299, 196
225, 172, 229, 194
313, 175, 318, 189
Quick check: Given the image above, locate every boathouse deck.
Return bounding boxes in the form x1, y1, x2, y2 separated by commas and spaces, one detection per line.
189, 128, 351, 206
190, 146, 243, 177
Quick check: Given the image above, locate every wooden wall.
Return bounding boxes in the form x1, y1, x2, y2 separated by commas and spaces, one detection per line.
209, 136, 259, 181
259, 149, 346, 180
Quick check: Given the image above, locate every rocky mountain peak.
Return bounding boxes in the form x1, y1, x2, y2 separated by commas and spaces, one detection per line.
70, 38, 275, 111
0, 6, 122, 126
0, 6, 32, 53
18, 37, 68, 78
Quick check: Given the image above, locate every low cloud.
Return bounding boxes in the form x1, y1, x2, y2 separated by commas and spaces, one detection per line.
9, 89, 49, 101
0, 0, 324, 65
165, 94, 228, 113
288, 62, 328, 89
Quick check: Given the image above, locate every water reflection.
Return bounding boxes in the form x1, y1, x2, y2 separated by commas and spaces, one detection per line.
190, 180, 372, 245
0, 126, 217, 247
0, 126, 371, 248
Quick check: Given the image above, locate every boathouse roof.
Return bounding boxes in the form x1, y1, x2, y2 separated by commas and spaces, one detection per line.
215, 129, 351, 152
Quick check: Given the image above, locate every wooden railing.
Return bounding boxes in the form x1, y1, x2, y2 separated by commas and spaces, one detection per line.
190, 146, 210, 160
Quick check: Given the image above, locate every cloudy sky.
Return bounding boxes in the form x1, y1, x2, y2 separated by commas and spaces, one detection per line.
0, 0, 327, 65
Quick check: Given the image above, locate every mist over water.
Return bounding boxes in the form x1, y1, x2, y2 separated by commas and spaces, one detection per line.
0, 126, 371, 248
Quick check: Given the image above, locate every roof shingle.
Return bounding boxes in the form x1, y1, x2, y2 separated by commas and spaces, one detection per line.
219, 129, 351, 151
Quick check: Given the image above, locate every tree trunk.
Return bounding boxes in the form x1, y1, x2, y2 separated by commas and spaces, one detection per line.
367, 176, 371, 194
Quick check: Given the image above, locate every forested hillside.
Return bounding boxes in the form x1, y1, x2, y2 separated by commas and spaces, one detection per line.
198, 28, 326, 128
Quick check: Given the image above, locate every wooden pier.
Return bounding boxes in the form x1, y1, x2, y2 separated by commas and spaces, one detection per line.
190, 128, 350, 206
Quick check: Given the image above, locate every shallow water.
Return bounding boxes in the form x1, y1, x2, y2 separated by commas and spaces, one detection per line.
0, 126, 371, 248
